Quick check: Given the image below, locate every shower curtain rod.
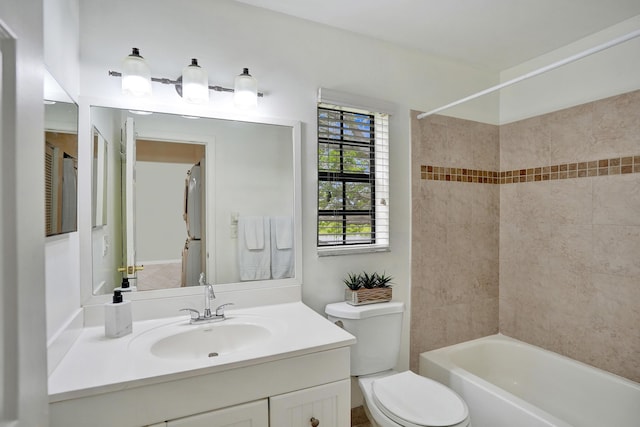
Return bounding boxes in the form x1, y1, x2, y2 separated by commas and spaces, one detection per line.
417, 28, 640, 119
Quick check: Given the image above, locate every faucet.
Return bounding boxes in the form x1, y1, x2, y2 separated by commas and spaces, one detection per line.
201, 273, 215, 318
179, 273, 234, 324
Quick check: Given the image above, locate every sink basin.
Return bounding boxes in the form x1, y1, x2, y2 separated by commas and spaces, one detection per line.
128, 315, 282, 362
151, 323, 271, 360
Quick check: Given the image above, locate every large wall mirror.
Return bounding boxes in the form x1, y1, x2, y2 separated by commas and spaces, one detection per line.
44, 71, 78, 236
90, 106, 300, 296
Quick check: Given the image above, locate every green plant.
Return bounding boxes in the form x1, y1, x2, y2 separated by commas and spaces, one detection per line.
343, 272, 362, 290
360, 272, 378, 289
374, 272, 393, 288
343, 272, 393, 290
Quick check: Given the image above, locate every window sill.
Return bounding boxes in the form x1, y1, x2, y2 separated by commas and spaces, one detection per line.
317, 245, 390, 257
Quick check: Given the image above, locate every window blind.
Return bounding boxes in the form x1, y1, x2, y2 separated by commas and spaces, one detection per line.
317, 104, 389, 252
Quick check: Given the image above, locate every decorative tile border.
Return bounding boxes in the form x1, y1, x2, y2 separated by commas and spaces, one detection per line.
421, 155, 640, 184
420, 165, 500, 184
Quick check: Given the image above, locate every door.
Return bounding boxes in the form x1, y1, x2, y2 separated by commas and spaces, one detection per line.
270, 380, 350, 427
121, 116, 143, 280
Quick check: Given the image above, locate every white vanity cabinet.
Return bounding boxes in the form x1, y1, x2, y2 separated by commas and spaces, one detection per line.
270, 379, 350, 426
48, 303, 356, 427
50, 347, 352, 427
157, 399, 268, 427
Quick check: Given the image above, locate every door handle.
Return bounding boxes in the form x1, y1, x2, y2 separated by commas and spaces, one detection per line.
117, 265, 144, 275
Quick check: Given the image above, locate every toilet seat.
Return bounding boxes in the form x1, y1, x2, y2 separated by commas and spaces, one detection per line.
371, 371, 469, 427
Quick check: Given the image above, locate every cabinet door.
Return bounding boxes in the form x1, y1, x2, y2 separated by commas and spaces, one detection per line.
270, 380, 350, 427
166, 399, 268, 427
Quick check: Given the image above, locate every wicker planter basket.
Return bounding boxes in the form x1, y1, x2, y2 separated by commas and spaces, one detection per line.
345, 287, 392, 306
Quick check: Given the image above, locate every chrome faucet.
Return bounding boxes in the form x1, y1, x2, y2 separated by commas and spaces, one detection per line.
201, 273, 215, 318
179, 273, 234, 324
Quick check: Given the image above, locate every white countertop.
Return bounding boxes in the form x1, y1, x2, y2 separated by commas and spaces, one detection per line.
48, 302, 355, 402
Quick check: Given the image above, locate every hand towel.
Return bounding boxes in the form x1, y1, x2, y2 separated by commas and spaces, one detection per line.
243, 216, 264, 250
270, 216, 294, 279
238, 216, 271, 281
274, 216, 293, 249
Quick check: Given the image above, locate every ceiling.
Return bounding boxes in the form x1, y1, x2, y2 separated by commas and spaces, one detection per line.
234, 0, 640, 71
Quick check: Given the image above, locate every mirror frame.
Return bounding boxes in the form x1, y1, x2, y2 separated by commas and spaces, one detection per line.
77, 97, 302, 305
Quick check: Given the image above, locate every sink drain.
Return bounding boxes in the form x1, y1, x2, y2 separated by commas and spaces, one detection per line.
208, 352, 219, 358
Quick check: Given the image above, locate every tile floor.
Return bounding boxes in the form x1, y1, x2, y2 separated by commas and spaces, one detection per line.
351, 406, 371, 427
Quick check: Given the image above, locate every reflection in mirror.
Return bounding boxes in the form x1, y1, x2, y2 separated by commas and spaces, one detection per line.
44, 71, 78, 236
90, 107, 295, 296
92, 128, 108, 228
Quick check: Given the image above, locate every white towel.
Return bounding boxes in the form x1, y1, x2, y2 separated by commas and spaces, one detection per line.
238, 216, 271, 281
270, 216, 294, 279
274, 216, 293, 249
243, 216, 264, 250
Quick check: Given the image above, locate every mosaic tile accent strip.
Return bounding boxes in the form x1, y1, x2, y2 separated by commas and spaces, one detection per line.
421, 155, 640, 184
420, 165, 500, 184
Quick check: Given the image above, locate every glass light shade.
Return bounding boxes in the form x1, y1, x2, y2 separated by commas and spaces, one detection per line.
182, 58, 209, 104
234, 68, 258, 109
121, 48, 152, 97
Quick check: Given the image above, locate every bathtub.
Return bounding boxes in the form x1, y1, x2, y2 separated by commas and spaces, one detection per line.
419, 334, 640, 427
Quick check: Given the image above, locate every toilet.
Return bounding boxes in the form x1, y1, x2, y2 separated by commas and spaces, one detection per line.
325, 301, 470, 427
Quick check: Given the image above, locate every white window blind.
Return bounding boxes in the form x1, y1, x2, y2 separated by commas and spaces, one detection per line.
317, 102, 389, 255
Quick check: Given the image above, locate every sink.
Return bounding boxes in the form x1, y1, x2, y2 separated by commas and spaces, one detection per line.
128, 315, 282, 362
151, 323, 271, 360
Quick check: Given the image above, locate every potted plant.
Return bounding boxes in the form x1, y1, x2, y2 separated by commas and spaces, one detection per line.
344, 272, 393, 305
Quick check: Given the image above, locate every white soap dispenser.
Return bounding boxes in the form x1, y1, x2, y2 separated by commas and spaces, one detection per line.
105, 290, 132, 338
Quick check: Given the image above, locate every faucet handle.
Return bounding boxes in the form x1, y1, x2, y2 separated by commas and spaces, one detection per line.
215, 303, 235, 317
179, 308, 201, 320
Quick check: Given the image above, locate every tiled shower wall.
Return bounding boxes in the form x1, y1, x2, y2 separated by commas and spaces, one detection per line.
411, 89, 640, 381
410, 113, 500, 371
499, 89, 640, 382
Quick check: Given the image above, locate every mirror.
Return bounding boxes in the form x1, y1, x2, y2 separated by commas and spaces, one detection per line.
90, 107, 297, 295
44, 71, 78, 236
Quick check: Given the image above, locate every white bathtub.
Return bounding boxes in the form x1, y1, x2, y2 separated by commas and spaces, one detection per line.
419, 334, 640, 427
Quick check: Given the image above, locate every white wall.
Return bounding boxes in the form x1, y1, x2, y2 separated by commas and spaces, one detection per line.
136, 161, 186, 262
77, 0, 499, 379
0, 0, 49, 424
44, 0, 80, 100
499, 14, 640, 124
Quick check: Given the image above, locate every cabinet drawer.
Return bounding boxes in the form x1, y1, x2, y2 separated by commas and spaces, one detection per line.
270, 380, 350, 427
166, 399, 268, 427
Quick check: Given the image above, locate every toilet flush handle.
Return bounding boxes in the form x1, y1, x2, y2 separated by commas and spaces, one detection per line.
310, 417, 320, 427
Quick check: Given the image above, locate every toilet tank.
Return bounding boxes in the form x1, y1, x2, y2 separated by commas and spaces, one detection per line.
325, 301, 404, 376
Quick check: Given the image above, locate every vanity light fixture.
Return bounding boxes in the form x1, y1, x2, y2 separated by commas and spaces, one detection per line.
109, 48, 263, 107
121, 48, 153, 97
182, 58, 209, 104
234, 68, 258, 109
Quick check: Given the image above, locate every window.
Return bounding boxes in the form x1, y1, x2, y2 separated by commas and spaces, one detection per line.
317, 104, 389, 254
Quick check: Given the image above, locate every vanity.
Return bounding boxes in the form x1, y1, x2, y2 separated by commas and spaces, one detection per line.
45, 69, 351, 426
48, 302, 355, 427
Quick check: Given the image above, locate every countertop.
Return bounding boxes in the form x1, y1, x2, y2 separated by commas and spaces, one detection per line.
48, 301, 355, 402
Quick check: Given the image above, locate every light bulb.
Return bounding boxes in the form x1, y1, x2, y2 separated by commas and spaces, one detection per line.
182, 58, 209, 104
234, 68, 258, 109
121, 48, 152, 97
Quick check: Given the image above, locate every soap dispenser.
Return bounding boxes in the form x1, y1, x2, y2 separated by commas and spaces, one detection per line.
105, 290, 132, 338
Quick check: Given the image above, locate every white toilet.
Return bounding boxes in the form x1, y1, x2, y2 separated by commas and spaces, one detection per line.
325, 301, 470, 427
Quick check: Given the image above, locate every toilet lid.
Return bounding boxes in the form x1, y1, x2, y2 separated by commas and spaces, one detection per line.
371, 371, 468, 427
